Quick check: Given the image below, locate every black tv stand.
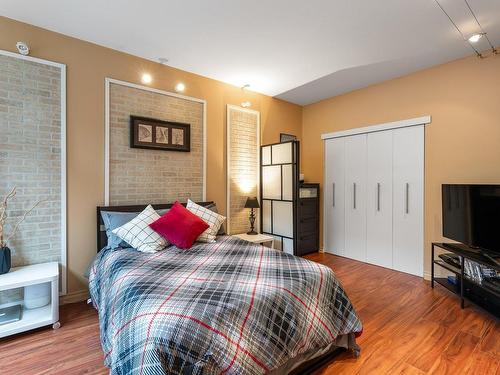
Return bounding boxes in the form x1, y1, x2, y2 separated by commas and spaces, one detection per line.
482, 252, 500, 267
431, 242, 500, 318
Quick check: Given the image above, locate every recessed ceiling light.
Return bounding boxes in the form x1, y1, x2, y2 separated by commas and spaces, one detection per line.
175, 82, 186, 92
468, 33, 484, 43
141, 73, 152, 84
241, 101, 251, 108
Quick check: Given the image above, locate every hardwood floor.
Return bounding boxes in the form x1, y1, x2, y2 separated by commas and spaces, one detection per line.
306, 253, 499, 375
0, 253, 498, 374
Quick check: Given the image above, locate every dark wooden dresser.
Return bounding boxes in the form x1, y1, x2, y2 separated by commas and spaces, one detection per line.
296, 183, 320, 256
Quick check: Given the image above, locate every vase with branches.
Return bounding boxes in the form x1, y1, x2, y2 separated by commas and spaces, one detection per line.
0, 187, 46, 274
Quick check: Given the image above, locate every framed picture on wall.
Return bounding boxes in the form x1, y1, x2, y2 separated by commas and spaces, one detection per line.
280, 133, 297, 143
130, 116, 190, 152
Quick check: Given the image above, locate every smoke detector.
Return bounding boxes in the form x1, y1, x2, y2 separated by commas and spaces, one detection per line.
16, 41, 30, 56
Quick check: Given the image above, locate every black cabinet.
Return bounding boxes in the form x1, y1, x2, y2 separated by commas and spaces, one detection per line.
296, 183, 320, 256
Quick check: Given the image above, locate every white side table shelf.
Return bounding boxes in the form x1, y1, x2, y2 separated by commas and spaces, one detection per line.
0, 262, 60, 338
233, 233, 275, 249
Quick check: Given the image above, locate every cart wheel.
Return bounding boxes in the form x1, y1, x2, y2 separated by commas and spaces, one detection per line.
52, 321, 61, 330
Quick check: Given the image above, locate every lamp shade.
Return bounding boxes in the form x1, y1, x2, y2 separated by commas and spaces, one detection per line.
244, 197, 260, 209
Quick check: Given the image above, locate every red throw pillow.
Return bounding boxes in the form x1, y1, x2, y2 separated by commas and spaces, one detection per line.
149, 202, 209, 249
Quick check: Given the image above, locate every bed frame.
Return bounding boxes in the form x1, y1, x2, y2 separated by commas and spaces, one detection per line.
96, 202, 214, 251
291, 347, 346, 374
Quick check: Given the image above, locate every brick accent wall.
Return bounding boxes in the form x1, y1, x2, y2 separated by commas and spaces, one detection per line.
228, 107, 259, 234
109, 83, 204, 205
0, 54, 63, 272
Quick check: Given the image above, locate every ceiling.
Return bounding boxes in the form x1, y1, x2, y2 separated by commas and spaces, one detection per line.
1, 0, 499, 105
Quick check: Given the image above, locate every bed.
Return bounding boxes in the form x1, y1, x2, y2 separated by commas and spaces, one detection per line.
90, 203, 362, 374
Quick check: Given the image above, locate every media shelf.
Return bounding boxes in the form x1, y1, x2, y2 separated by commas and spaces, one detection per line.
431, 243, 500, 318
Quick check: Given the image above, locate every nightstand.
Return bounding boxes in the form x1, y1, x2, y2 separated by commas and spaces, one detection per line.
0, 262, 60, 338
233, 233, 275, 249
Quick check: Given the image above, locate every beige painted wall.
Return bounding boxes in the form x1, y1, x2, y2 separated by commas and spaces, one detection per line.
0, 16, 302, 295
302, 53, 500, 277
4, 13, 497, 295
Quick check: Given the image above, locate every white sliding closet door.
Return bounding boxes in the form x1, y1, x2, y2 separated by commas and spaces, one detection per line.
366, 131, 393, 268
324, 138, 345, 255
393, 126, 424, 276
344, 134, 367, 262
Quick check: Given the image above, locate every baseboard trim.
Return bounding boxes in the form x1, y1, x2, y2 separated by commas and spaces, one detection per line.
321, 250, 430, 280
60, 289, 89, 305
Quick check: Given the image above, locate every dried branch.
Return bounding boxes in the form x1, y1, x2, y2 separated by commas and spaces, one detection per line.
0, 187, 16, 221
5, 199, 47, 246
0, 187, 17, 247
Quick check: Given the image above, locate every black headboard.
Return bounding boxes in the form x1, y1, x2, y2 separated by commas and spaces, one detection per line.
97, 202, 214, 252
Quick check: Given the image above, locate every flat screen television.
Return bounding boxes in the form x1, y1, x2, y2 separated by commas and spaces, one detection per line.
442, 184, 500, 258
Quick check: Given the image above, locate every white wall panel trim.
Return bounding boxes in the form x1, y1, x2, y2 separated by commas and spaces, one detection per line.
0, 49, 67, 295
226, 105, 260, 234
321, 116, 431, 140
104, 78, 207, 205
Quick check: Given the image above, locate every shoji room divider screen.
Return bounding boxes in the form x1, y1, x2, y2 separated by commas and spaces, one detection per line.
260, 141, 299, 254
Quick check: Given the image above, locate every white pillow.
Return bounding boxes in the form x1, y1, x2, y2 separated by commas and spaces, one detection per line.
186, 199, 226, 243
112, 205, 168, 253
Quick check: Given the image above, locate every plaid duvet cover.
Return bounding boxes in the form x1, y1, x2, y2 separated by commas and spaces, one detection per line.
89, 236, 362, 375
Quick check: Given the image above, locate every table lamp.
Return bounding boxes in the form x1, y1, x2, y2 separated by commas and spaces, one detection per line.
244, 197, 260, 235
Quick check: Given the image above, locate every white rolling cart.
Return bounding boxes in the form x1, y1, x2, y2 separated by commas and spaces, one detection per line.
0, 262, 60, 338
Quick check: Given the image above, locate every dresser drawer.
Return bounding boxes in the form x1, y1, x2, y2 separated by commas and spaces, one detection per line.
298, 231, 317, 242
298, 217, 318, 233
298, 199, 318, 218
297, 233, 319, 255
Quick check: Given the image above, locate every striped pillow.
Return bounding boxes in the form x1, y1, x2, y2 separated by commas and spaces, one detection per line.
112, 205, 168, 253
186, 199, 226, 243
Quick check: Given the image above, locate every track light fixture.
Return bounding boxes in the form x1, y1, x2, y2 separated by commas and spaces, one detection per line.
434, 0, 497, 58
468, 33, 484, 44
464, 0, 497, 55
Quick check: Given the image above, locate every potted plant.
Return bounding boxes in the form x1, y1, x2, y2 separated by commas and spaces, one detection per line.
0, 187, 45, 274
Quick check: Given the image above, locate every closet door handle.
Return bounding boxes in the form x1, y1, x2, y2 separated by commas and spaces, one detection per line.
332, 183, 335, 207
377, 183, 381, 211
405, 183, 409, 214
353, 182, 356, 209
